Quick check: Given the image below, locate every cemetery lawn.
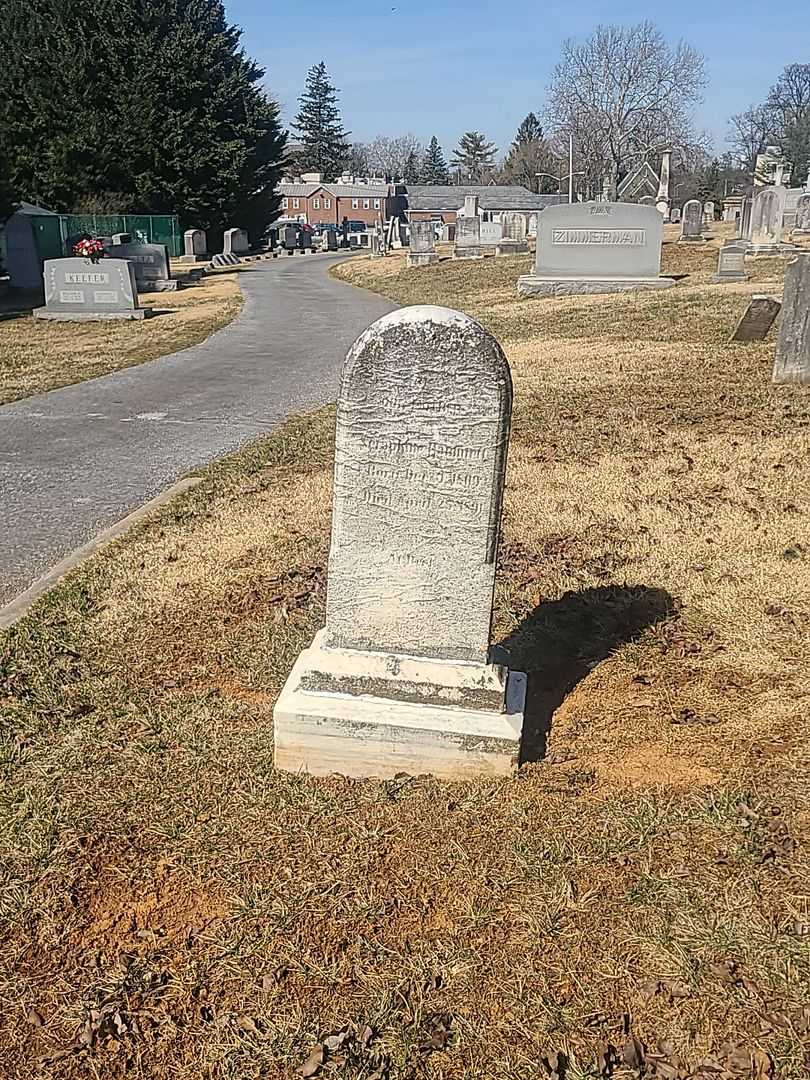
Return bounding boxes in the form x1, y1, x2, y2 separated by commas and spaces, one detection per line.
2, 230, 810, 1078
0, 267, 242, 404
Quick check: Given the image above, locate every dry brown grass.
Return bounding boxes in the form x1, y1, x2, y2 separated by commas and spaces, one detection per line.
1, 239, 809, 1079
0, 266, 242, 404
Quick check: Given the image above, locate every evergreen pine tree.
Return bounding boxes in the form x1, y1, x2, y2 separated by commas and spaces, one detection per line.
403, 149, 422, 183
450, 132, 498, 182
512, 113, 544, 148
0, 0, 287, 241
420, 136, 449, 185
293, 62, 350, 181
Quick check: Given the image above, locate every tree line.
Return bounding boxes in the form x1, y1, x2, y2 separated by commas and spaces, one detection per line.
1, 7, 807, 243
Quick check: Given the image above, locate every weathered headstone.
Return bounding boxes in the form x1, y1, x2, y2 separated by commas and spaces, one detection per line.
730, 294, 781, 342
408, 219, 438, 267
670, 207, 681, 223
33, 257, 150, 321
750, 186, 786, 255
773, 254, 810, 382
497, 212, 529, 255
106, 241, 174, 292
517, 201, 673, 297
480, 221, 503, 247
793, 193, 810, 237
224, 227, 250, 255
712, 245, 747, 283
111, 232, 132, 245
739, 196, 753, 242
180, 228, 208, 263
679, 199, 705, 242
454, 216, 483, 259
273, 306, 526, 778
703, 200, 715, 224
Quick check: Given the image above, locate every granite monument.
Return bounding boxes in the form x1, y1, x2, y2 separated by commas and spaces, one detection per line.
33, 258, 150, 321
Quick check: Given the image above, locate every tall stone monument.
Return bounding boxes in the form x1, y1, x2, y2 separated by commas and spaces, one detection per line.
454, 195, 483, 259
773, 254, 810, 383
793, 193, 810, 237
750, 187, 786, 255
738, 197, 753, 244
679, 200, 705, 242
656, 149, 672, 219
274, 306, 526, 778
408, 220, 439, 267
703, 201, 715, 225
517, 202, 673, 297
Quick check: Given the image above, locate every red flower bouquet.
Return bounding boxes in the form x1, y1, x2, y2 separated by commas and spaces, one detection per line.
73, 238, 105, 264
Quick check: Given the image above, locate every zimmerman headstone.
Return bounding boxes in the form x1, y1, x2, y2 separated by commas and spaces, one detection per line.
517, 201, 674, 297
730, 295, 781, 342
497, 212, 529, 255
180, 228, 208, 263
773, 254, 810, 383
408, 220, 439, 267
106, 241, 174, 292
679, 199, 705, 242
224, 227, 250, 255
712, 245, 747, 283
793, 193, 810, 237
33, 258, 150, 321
454, 195, 483, 259
750, 186, 786, 255
273, 306, 526, 778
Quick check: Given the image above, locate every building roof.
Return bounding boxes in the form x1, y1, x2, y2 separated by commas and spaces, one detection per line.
278, 182, 390, 199
405, 185, 563, 211
15, 200, 58, 216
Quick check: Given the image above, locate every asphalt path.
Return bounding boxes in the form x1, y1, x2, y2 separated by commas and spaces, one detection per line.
0, 253, 395, 605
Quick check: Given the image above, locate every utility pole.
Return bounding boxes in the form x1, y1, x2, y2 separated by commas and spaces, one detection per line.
568, 133, 574, 204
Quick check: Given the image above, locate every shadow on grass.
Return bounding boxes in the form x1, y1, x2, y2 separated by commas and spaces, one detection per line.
496, 584, 676, 764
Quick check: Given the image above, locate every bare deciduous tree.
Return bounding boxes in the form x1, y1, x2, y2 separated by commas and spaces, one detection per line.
546, 21, 708, 198
727, 104, 771, 172
364, 134, 423, 181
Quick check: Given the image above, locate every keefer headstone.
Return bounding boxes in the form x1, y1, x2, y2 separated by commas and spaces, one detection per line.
106, 241, 174, 292
180, 228, 208, 263
497, 212, 529, 255
750, 186, 786, 255
273, 306, 526, 779
408, 219, 439, 267
712, 245, 747, 283
679, 199, 705, 242
33, 257, 150, 321
793, 193, 810, 236
224, 227, 250, 255
772, 254, 810, 383
730, 294, 782, 342
517, 201, 674, 297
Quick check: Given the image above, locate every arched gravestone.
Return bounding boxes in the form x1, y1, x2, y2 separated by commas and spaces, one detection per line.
274, 306, 526, 779
679, 199, 705, 242
750, 186, 786, 254
792, 193, 810, 236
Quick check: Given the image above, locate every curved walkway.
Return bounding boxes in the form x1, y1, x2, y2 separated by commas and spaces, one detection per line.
0, 254, 395, 606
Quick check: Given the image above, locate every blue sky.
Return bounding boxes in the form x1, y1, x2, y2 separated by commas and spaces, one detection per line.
229, 0, 810, 159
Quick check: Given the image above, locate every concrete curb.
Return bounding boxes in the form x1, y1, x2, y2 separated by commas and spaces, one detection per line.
0, 477, 202, 631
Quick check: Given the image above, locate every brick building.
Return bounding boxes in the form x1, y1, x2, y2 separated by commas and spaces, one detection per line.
279, 181, 392, 227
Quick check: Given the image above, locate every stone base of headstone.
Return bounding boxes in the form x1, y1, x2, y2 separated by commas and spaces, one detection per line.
177, 254, 209, 264
496, 240, 529, 256
677, 235, 707, 243
139, 278, 180, 293
453, 247, 484, 260
33, 307, 152, 322
711, 270, 747, 283
273, 630, 526, 779
749, 244, 782, 257
517, 274, 675, 298
407, 252, 439, 268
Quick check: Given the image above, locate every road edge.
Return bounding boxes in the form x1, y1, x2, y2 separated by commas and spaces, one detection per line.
0, 477, 202, 631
